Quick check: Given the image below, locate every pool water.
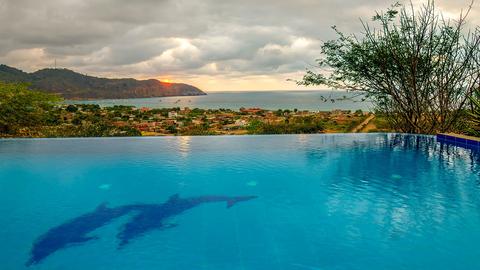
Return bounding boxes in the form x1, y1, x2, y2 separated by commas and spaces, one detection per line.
1, 134, 479, 270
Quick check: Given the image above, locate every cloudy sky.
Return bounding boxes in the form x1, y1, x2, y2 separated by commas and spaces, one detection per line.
0, 0, 478, 91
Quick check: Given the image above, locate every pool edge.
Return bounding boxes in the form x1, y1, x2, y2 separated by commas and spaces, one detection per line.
437, 133, 480, 149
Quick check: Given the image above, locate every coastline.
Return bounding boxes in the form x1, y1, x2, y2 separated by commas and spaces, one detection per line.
65, 92, 207, 101
64, 90, 372, 112
1, 104, 388, 138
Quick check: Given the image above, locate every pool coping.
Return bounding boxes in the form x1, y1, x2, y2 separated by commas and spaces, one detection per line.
0, 133, 431, 142
437, 133, 480, 149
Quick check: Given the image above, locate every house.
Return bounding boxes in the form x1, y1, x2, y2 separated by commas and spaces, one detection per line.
153, 114, 164, 120
134, 123, 150, 132
168, 111, 178, 118
112, 121, 128, 127
164, 119, 177, 126
192, 119, 203, 125
180, 107, 191, 115
234, 119, 248, 127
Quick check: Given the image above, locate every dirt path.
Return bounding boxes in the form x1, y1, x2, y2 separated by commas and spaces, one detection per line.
351, 114, 375, 133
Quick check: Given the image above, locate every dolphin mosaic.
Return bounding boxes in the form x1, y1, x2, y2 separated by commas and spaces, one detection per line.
27, 194, 257, 266
117, 194, 258, 247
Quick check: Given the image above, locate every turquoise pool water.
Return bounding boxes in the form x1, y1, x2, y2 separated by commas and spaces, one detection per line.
1, 134, 479, 270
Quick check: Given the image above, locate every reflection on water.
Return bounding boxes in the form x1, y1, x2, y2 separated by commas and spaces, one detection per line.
1, 134, 480, 270
305, 134, 480, 242
177, 136, 191, 158
297, 134, 309, 146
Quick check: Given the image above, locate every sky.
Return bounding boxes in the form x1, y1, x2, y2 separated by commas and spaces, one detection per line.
0, 0, 478, 91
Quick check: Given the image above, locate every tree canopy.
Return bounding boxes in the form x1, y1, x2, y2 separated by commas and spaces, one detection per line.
300, 1, 480, 134
0, 81, 61, 134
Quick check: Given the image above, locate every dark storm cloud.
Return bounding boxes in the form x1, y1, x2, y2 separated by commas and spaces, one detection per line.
0, 0, 478, 82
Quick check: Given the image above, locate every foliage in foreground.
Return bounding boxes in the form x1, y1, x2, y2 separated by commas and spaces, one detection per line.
37, 124, 141, 138
0, 81, 141, 137
465, 90, 480, 136
300, 1, 480, 134
247, 118, 325, 135
0, 81, 60, 134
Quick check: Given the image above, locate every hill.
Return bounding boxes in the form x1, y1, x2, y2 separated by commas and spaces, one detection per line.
0, 65, 206, 99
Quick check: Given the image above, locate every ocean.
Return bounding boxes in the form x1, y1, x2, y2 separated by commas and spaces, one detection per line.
66, 90, 373, 111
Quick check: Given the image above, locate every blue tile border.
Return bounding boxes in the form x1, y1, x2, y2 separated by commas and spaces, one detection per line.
437, 133, 480, 150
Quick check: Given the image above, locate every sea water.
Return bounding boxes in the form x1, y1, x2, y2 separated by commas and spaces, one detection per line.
66, 90, 372, 111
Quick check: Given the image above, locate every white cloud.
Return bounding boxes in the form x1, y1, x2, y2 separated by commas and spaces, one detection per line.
0, 0, 478, 90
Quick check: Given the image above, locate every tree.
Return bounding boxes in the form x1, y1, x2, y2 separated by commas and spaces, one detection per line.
66, 104, 78, 113
300, 1, 480, 134
0, 81, 61, 134
466, 89, 480, 136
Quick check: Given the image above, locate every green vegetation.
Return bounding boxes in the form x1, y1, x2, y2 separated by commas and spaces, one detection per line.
465, 90, 480, 136
368, 115, 392, 133
0, 64, 205, 99
0, 81, 378, 138
0, 82, 60, 135
247, 121, 324, 134
247, 116, 325, 134
182, 126, 218, 136
38, 123, 141, 138
324, 116, 366, 133
0, 82, 140, 137
300, 1, 480, 134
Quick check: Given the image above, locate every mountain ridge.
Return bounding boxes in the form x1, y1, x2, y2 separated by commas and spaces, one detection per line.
0, 65, 206, 99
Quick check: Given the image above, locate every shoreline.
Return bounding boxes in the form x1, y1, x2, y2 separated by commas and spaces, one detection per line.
1, 104, 389, 138
63, 90, 372, 112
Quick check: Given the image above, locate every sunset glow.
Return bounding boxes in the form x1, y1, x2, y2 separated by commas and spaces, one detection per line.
0, 0, 478, 91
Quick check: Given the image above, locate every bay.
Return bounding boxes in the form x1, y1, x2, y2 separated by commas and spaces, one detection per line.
66, 90, 373, 111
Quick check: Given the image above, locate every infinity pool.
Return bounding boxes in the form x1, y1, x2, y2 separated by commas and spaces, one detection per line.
1, 134, 479, 270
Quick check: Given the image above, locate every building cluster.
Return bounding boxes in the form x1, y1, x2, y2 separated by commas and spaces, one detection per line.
60, 104, 370, 136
